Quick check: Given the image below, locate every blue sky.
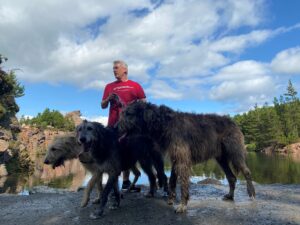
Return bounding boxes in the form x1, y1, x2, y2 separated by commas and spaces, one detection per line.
1, 0, 300, 124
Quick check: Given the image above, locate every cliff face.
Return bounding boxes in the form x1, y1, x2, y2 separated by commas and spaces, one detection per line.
65, 110, 82, 126
0, 111, 82, 177
17, 110, 83, 162
0, 127, 14, 176
18, 126, 68, 161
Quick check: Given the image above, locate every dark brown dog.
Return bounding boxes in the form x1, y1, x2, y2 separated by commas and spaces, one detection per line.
118, 101, 256, 213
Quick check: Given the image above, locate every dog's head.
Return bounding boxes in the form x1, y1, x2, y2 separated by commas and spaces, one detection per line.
76, 120, 106, 152
44, 135, 78, 169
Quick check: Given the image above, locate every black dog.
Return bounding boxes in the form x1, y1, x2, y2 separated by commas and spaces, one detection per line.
76, 120, 168, 219
118, 101, 256, 213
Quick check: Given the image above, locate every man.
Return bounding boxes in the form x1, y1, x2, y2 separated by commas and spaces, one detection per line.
101, 60, 146, 190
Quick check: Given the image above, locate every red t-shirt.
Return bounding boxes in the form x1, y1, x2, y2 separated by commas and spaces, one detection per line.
102, 80, 146, 127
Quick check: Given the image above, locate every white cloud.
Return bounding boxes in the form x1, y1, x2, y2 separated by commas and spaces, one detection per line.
209, 30, 274, 53
225, 0, 265, 28
81, 115, 108, 126
146, 80, 183, 100
212, 60, 270, 81
209, 60, 276, 109
0, 0, 267, 85
271, 47, 300, 75
2, 0, 298, 114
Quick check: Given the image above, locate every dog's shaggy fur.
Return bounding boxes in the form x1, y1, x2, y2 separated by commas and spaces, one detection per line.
44, 134, 103, 207
118, 102, 256, 213
44, 134, 143, 208
76, 120, 168, 219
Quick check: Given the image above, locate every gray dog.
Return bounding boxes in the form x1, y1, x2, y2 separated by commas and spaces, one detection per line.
76, 120, 168, 219
44, 134, 103, 207
118, 101, 256, 213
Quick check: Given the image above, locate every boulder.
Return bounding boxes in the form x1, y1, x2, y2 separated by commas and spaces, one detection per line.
65, 110, 82, 126
0, 164, 8, 177
0, 139, 8, 152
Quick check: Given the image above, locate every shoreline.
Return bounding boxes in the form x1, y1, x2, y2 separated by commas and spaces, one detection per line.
1, 183, 300, 225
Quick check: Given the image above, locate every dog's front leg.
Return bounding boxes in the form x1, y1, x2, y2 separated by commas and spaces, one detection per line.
90, 174, 117, 219
92, 172, 103, 204
110, 179, 120, 209
81, 173, 97, 207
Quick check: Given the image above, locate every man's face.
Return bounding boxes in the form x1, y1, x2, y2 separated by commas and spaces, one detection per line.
113, 63, 127, 80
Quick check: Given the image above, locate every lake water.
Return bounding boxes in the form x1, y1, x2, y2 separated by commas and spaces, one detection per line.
1, 152, 300, 194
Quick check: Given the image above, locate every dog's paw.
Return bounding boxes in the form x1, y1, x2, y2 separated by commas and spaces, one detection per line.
80, 198, 89, 207
92, 198, 100, 204
247, 186, 256, 200
89, 209, 104, 220
109, 203, 119, 210
174, 203, 187, 213
144, 192, 154, 198
222, 194, 234, 201
249, 195, 255, 201
167, 198, 174, 205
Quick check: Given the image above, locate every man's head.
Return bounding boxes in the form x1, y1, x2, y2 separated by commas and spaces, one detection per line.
113, 60, 128, 81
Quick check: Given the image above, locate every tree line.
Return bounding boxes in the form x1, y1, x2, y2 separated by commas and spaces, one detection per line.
19, 108, 75, 131
233, 80, 300, 151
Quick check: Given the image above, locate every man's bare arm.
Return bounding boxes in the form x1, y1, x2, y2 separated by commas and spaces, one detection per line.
101, 98, 109, 109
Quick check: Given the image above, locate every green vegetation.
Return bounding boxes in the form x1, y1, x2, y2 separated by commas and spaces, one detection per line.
233, 80, 300, 151
19, 108, 75, 131
0, 54, 24, 121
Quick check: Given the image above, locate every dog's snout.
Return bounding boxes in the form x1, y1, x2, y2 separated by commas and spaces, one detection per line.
79, 137, 86, 144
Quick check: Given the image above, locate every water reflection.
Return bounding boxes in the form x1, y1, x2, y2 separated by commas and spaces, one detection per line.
1, 152, 300, 194
0, 158, 86, 194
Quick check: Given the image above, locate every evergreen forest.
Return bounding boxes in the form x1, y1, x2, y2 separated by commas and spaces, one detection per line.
233, 80, 300, 151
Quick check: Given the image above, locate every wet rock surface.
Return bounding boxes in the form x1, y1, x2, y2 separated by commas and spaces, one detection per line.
1, 183, 300, 225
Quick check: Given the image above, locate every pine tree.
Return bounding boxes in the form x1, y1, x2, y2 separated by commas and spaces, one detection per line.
0, 56, 24, 123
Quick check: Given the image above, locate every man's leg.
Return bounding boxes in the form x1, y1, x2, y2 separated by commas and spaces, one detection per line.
121, 170, 131, 190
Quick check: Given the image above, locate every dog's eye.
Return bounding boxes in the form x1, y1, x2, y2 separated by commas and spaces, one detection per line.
51, 147, 57, 151
87, 126, 93, 131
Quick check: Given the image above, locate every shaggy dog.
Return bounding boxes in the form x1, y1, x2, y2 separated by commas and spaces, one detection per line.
44, 134, 141, 207
76, 120, 168, 219
118, 101, 256, 213
44, 134, 103, 207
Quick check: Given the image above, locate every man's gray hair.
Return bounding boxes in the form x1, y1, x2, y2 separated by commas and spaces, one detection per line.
113, 60, 128, 69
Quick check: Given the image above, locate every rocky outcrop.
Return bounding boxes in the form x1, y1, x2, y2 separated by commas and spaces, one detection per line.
262, 142, 300, 161
278, 143, 300, 154
275, 143, 300, 162
65, 110, 82, 126
0, 128, 13, 171
17, 110, 82, 160
18, 125, 67, 161
0, 110, 82, 177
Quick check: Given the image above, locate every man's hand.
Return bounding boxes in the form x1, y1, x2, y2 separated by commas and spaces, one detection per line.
101, 93, 122, 109
108, 93, 119, 102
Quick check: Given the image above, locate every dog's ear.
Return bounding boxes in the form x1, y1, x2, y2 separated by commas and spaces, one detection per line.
94, 122, 106, 138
